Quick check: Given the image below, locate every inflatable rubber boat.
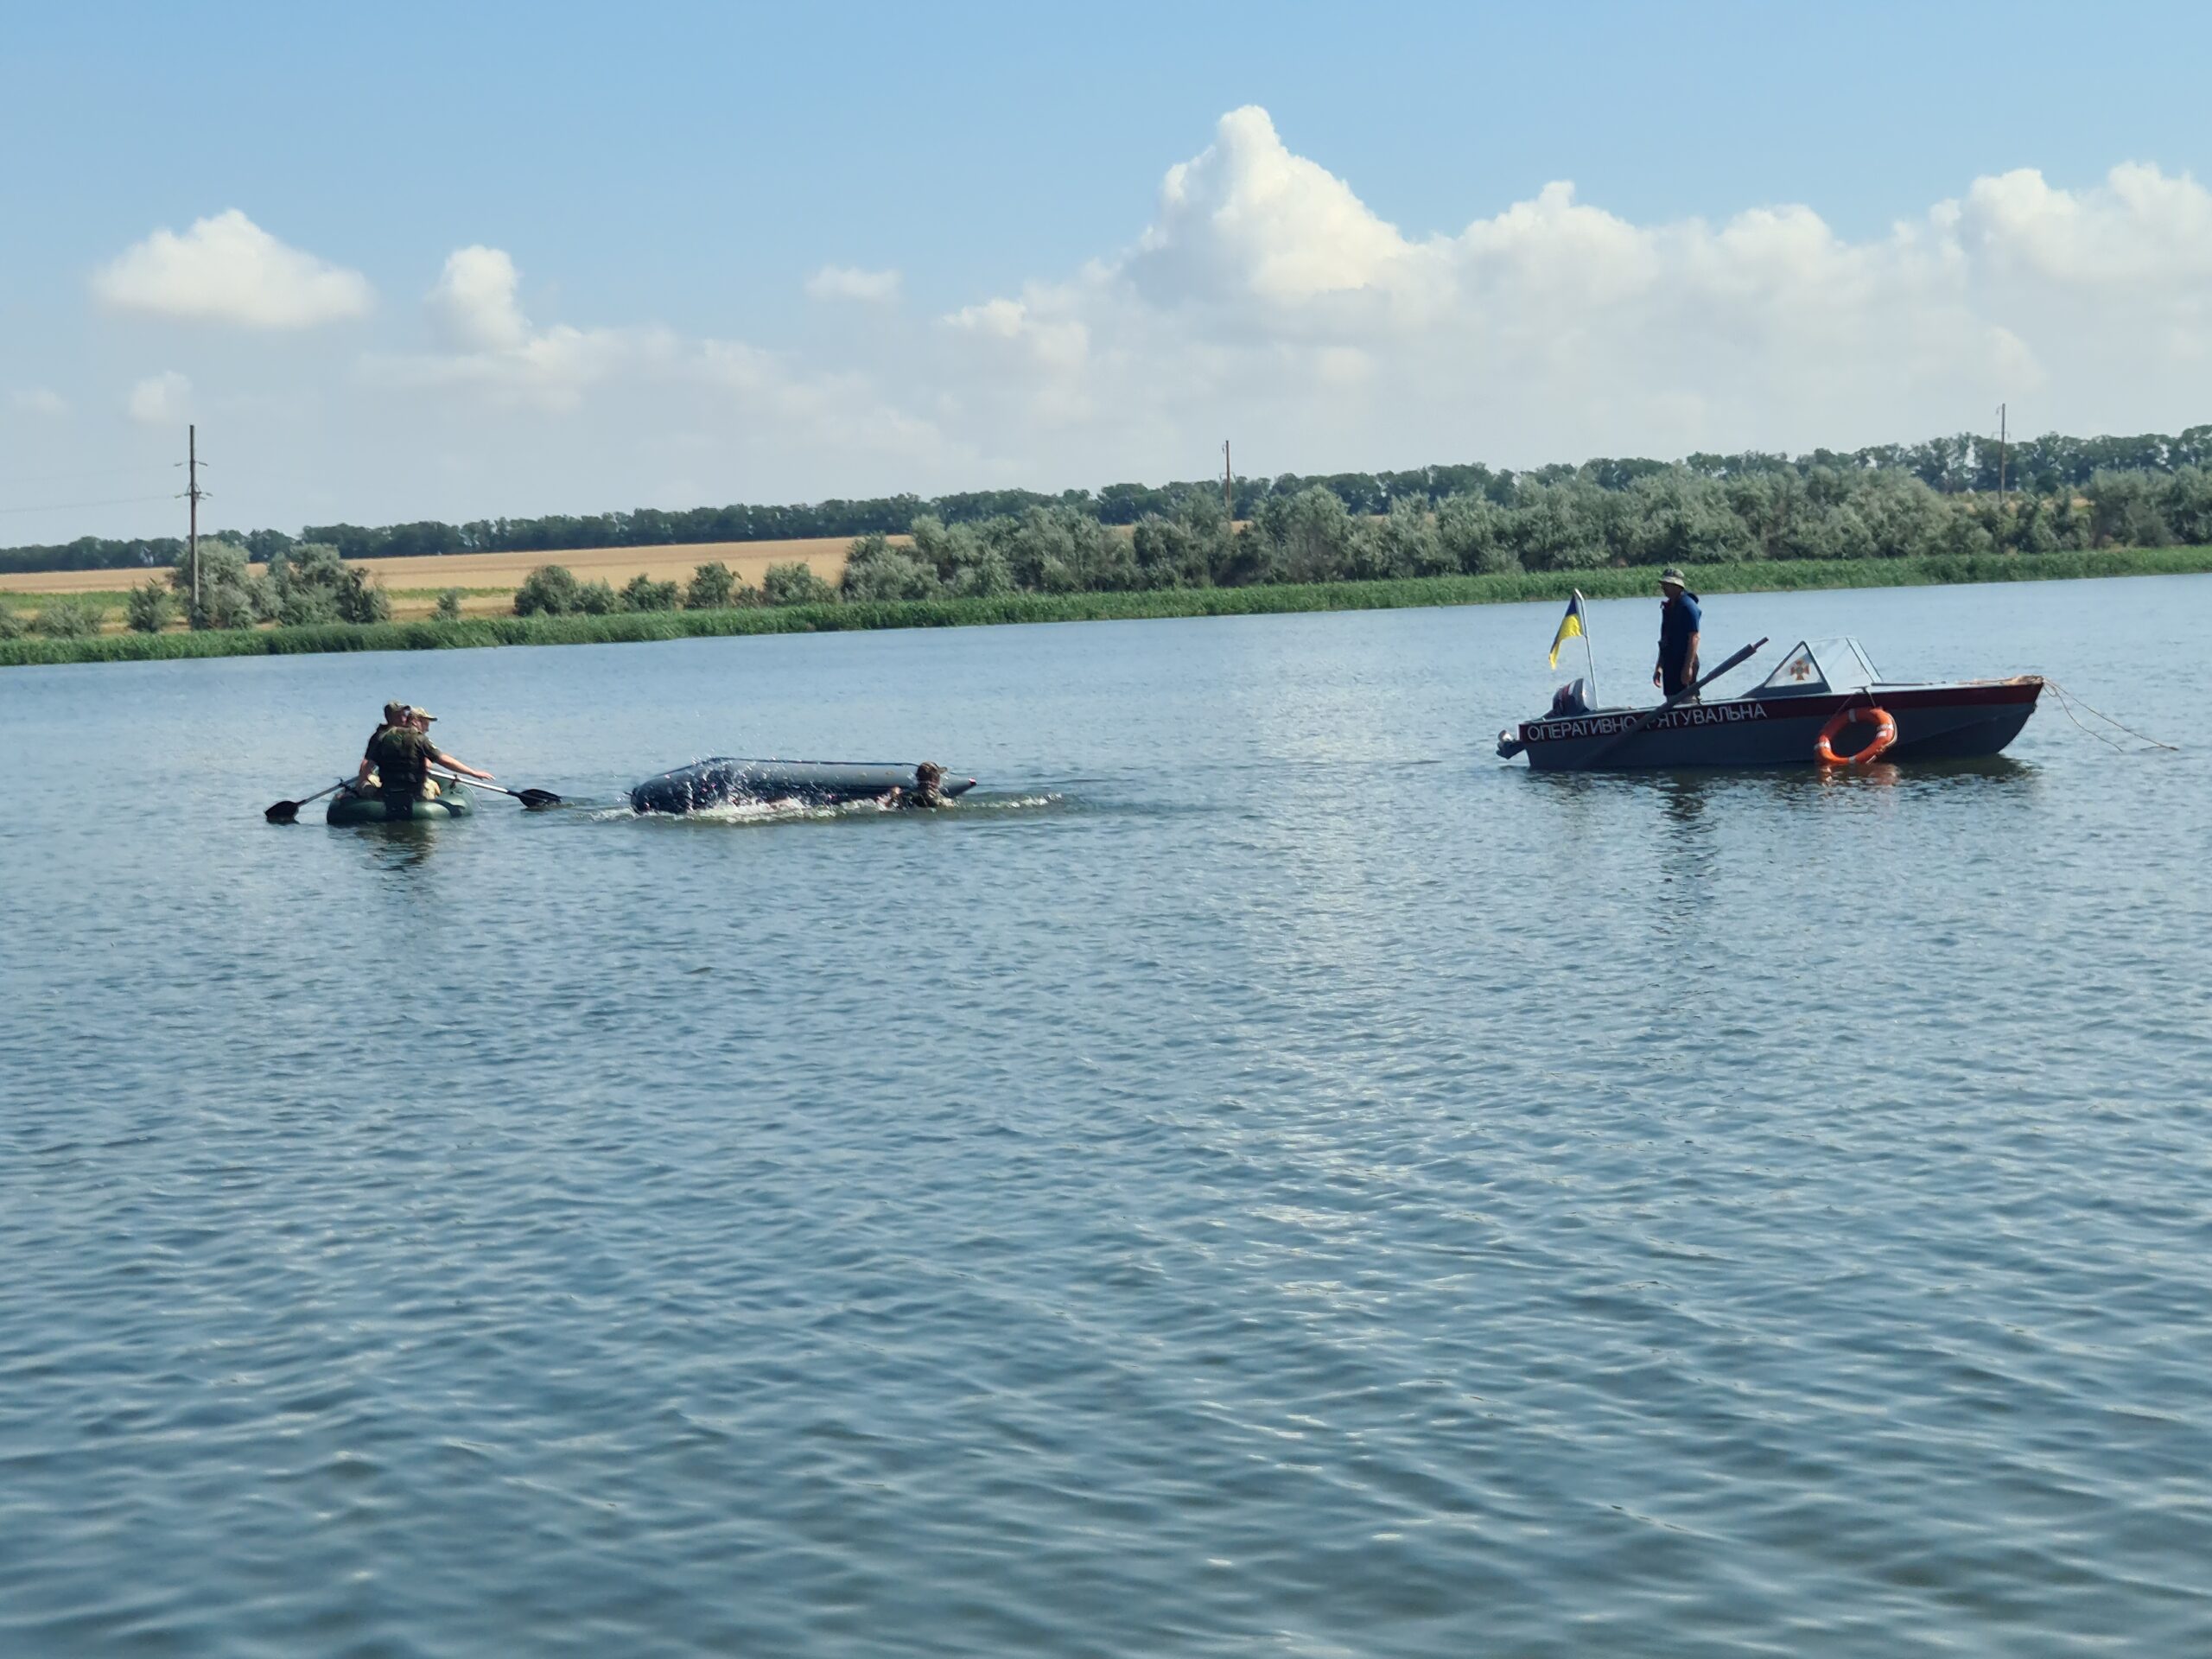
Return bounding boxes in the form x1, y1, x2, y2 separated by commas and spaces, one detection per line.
327, 782, 476, 824
630, 760, 976, 813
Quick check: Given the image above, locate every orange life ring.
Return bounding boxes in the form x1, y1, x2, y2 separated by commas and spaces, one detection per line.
1815, 703, 1897, 766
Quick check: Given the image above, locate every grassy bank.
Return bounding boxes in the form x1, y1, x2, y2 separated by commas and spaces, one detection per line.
6, 546, 2209, 669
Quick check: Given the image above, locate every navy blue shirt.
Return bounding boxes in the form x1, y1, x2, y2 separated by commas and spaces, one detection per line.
1657, 591, 1701, 675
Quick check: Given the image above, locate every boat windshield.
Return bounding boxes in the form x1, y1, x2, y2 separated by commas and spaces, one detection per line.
1757, 638, 1880, 696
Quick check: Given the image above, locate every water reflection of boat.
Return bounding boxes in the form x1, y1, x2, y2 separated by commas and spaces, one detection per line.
1499, 638, 2042, 772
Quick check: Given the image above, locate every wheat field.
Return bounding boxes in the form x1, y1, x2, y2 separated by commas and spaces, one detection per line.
0, 537, 864, 621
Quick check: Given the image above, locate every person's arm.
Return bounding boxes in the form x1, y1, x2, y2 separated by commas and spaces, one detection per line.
429, 747, 494, 782
1685, 631, 1700, 684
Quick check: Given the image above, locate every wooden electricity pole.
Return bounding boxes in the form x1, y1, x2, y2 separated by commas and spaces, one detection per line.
1996, 403, 2008, 511
187, 423, 203, 615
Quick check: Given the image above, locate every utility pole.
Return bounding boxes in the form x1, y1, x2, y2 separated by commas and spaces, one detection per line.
1996, 403, 2008, 511
187, 423, 203, 617
1222, 439, 1233, 520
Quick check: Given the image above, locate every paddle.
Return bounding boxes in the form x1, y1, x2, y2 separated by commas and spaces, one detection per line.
432, 772, 563, 810
1569, 637, 1770, 771
264, 779, 353, 823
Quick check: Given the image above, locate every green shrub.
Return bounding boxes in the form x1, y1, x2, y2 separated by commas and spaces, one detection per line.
125, 581, 175, 633
840, 533, 941, 601
0, 606, 25, 639
333, 569, 391, 626
684, 561, 737, 609
277, 586, 340, 626
620, 574, 681, 612
514, 565, 581, 616
1253, 486, 1357, 584
2085, 469, 2173, 548
575, 579, 620, 614
434, 588, 465, 621
762, 562, 836, 607
31, 594, 106, 638
1350, 496, 1448, 580
169, 538, 258, 630
254, 541, 381, 627
1438, 495, 1512, 574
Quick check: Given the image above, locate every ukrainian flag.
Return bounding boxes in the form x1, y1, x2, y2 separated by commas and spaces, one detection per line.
1548, 590, 1586, 669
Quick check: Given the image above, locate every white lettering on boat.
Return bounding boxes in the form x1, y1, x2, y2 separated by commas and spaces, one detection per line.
1525, 701, 1777, 743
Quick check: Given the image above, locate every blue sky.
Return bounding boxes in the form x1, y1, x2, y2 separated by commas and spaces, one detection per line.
5, 1, 2210, 539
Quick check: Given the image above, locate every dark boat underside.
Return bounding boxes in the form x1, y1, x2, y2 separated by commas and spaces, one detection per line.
632, 759, 977, 813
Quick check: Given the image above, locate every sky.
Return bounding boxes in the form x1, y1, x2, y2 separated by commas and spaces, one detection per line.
4, 0, 2210, 542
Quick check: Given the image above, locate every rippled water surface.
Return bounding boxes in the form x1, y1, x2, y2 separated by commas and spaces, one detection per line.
4, 578, 2209, 1656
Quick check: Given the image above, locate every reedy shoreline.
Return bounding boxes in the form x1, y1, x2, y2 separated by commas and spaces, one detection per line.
4, 547, 2209, 669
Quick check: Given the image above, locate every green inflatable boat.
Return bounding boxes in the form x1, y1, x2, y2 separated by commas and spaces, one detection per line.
327, 783, 475, 825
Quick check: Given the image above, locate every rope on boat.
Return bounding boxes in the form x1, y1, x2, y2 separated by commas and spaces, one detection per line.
2044, 679, 2177, 753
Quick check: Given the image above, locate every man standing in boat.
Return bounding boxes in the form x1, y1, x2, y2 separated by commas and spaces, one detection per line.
1653, 567, 1701, 702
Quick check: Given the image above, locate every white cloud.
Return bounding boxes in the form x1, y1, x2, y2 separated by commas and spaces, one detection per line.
926, 109, 2212, 474
126, 371, 191, 424
365, 247, 957, 473
1133, 106, 1413, 308
371, 245, 671, 411
68, 114, 2202, 535
428, 245, 532, 351
804, 265, 902, 304
1951, 162, 2212, 286
92, 210, 374, 329
11, 387, 67, 416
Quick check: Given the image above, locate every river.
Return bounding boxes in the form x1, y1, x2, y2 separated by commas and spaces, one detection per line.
3, 575, 2208, 1656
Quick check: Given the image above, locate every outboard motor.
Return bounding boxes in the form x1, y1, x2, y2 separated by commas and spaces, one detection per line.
1549, 677, 1592, 717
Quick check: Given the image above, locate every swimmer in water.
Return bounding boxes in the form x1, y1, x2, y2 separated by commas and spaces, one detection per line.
887, 761, 949, 809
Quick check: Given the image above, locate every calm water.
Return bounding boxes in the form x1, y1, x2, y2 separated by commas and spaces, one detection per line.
3, 578, 2209, 1657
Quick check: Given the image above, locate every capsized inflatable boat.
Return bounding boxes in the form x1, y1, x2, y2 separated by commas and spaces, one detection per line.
327, 783, 476, 824
630, 759, 976, 813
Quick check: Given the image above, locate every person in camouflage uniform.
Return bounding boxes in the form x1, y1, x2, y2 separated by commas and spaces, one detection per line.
356, 700, 410, 789
890, 761, 949, 809
364, 704, 493, 819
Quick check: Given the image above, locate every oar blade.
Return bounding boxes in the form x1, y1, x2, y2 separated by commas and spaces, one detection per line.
264, 800, 302, 823
516, 788, 563, 810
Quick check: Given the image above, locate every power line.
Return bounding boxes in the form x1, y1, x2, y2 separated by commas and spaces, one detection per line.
0, 491, 181, 518
0, 461, 179, 486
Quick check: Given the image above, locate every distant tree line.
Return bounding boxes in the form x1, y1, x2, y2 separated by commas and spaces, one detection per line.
7, 423, 2209, 575
838, 464, 2212, 599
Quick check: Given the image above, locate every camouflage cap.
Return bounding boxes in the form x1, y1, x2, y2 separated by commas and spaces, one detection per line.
383, 701, 408, 723
409, 706, 437, 721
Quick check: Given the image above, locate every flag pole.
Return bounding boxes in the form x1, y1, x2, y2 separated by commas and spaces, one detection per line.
1576, 588, 1599, 706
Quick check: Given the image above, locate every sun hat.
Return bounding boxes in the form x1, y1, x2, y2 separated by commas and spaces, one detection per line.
1659, 567, 1687, 588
